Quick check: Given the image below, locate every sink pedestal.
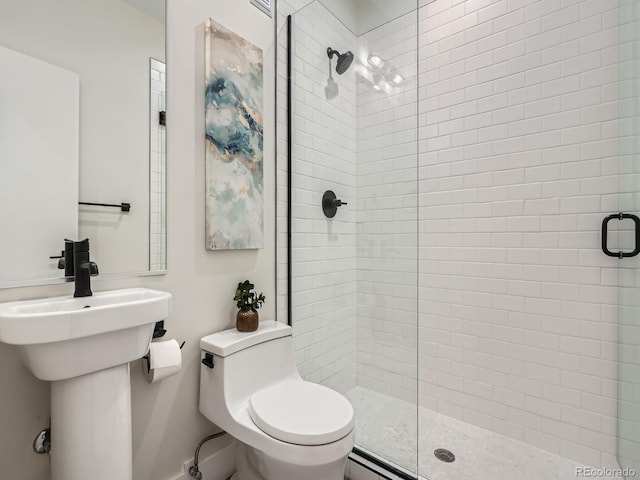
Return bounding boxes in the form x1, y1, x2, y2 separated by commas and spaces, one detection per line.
51, 364, 132, 480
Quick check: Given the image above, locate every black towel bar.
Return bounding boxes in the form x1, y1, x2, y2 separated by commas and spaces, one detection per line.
79, 202, 131, 212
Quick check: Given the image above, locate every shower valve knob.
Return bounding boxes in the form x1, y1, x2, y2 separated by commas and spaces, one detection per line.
322, 190, 347, 218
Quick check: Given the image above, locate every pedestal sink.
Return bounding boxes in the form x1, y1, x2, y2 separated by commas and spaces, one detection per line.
0, 288, 171, 480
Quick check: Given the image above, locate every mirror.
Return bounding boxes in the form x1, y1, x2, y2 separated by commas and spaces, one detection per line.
0, 0, 166, 287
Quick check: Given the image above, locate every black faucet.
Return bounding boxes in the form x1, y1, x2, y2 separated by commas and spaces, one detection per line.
64, 239, 75, 277
72, 239, 99, 297
50, 239, 75, 277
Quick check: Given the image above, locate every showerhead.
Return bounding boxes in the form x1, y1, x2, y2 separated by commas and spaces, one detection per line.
336, 51, 354, 74
327, 47, 354, 75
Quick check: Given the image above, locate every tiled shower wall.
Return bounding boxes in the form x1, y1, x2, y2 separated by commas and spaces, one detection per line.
288, 1, 358, 394
355, 13, 419, 404
417, 0, 634, 468
278, 0, 640, 471
149, 58, 166, 271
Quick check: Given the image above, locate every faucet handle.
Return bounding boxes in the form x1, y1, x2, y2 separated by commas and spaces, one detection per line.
79, 261, 99, 276
90, 262, 99, 277
49, 251, 64, 259
49, 251, 67, 270
88, 262, 99, 277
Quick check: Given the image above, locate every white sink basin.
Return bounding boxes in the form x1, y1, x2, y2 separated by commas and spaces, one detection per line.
0, 288, 171, 381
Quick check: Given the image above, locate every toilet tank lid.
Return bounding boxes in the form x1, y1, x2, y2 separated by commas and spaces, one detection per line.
200, 320, 291, 357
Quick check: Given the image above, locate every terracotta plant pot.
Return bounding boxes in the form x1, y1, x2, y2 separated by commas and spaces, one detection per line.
236, 307, 259, 332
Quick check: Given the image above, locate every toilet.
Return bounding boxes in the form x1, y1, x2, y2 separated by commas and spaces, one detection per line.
199, 320, 355, 480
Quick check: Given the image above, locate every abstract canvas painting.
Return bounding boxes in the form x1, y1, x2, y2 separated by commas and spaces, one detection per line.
205, 19, 264, 250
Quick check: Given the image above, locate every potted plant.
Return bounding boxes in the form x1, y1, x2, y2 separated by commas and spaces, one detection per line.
234, 280, 266, 332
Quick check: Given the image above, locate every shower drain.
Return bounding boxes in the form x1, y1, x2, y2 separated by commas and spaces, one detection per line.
434, 448, 455, 463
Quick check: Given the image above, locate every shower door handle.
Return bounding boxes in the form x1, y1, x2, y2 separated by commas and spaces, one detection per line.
601, 213, 640, 258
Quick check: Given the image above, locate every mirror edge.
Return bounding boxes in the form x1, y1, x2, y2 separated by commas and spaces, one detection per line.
0, 270, 168, 291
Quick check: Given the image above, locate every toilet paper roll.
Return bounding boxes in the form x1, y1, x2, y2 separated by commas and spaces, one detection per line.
143, 339, 182, 384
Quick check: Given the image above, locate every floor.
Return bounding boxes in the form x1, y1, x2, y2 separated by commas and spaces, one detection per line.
346, 386, 619, 480
346, 386, 418, 472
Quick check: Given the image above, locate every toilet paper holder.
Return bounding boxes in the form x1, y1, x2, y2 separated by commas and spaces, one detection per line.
153, 321, 167, 339
142, 340, 185, 361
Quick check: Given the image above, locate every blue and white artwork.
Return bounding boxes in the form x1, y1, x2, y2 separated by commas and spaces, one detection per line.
205, 19, 263, 250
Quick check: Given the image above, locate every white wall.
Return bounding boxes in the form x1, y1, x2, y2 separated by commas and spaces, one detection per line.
0, 0, 275, 479
289, 1, 358, 394
417, 0, 631, 469
0, 0, 164, 276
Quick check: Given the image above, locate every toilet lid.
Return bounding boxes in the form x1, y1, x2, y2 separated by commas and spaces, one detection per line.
248, 379, 354, 446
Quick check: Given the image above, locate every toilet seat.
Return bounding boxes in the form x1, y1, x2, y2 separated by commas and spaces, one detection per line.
248, 379, 354, 446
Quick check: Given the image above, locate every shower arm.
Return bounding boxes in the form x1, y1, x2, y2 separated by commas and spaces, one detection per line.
327, 47, 339, 59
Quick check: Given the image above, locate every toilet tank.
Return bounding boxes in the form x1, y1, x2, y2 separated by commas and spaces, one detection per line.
200, 321, 300, 417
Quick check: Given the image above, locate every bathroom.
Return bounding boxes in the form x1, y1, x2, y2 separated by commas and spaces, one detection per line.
0, 0, 639, 480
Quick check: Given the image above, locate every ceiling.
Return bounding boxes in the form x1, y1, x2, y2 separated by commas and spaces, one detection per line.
121, 0, 165, 22
319, 0, 416, 36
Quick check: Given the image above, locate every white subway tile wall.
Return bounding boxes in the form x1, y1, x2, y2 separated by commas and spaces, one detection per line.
288, 1, 358, 394
418, 0, 637, 469
277, 0, 640, 473
150, 58, 166, 271
356, 13, 419, 404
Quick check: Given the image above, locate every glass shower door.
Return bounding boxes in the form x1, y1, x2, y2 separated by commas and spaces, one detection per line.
287, 1, 419, 476
616, 1, 640, 476
348, 6, 419, 474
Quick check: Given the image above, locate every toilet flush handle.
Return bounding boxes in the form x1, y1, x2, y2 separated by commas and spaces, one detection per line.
201, 353, 214, 369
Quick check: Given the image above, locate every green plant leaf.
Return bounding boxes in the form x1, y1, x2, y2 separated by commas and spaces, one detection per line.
234, 280, 266, 309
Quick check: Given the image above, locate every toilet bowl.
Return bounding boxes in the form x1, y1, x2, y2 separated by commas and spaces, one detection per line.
199, 320, 355, 480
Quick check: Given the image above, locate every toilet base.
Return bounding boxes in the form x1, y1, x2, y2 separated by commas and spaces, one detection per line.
231, 442, 347, 480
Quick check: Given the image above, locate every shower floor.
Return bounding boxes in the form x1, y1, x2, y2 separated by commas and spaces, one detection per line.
346, 386, 618, 480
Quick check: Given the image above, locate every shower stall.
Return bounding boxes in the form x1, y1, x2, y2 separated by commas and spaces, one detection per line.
276, 0, 640, 478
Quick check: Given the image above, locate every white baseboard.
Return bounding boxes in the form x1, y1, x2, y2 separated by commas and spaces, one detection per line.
168, 440, 236, 480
